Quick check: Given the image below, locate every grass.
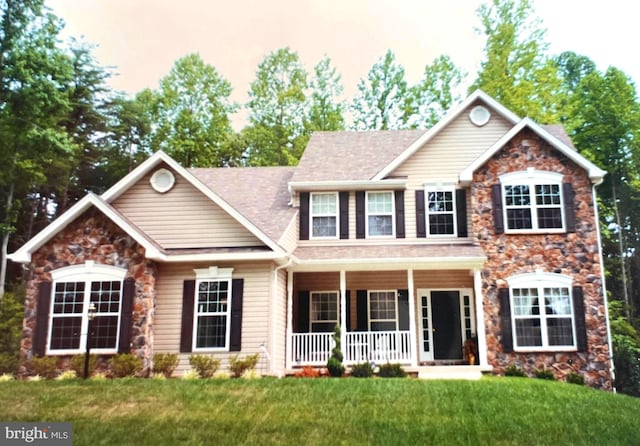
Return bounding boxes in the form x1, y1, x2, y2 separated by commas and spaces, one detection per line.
0, 377, 639, 445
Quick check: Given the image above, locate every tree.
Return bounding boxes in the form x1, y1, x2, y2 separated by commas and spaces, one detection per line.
351, 50, 409, 130
307, 56, 345, 131
150, 53, 237, 167
0, 1, 75, 297
406, 55, 465, 129
245, 47, 309, 166
470, 0, 562, 123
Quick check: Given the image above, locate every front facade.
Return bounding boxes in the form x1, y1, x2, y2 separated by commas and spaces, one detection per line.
9, 91, 613, 389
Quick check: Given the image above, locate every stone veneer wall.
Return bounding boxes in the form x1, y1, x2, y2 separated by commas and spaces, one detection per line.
20, 208, 157, 376
473, 129, 612, 390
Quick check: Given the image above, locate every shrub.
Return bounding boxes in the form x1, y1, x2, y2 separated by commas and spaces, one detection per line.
504, 364, 527, 377
534, 368, 556, 380
326, 357, 345, 378
294, 366, 320, 378
612, 335, 640, 397
350, 362, 374, 378
378, 363, 407, 378
0, 354, 18, 375
153, 353, 179, 378
109, 353, 142, 378
55, 370, 77, 381
189, 355, 220, 378
229, 353, 259, 378
28, 356, 58, 379
70, 354, 98, 378
566, 372, 585, 385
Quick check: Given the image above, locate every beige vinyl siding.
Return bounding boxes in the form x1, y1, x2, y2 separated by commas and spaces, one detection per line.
277, 213, 299, 253
112, 168, 263, 249
153, 261, 274, 376
393, 109, 512, 243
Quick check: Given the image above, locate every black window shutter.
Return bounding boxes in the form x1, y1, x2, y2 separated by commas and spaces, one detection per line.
299, 192, 310, 240
395, 190, 405, 239
498, 288, 513, 353
356, 191, 366, 239
34, 281, 52, 356
229, 279, 244, 352
118, 277, 135, 353
180, 280, 196, 353
492, 184, 504, 234
296, 291, 310, 333
415, 190, 426, 238
345, 290, 352, 331
339, 191, 349, 239
563, 183, 576, 233
456, 189, 468, 237
397, 289, 409, 330
572, 286, 588, 352
356, 290, 368, 331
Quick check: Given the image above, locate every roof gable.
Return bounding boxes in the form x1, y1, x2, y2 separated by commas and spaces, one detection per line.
459, 118, 606, 185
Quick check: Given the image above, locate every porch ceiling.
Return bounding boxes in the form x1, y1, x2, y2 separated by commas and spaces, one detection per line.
290, 244, 485, 271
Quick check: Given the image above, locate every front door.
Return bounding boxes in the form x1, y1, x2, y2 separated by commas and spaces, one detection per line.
418, 289, 475, 362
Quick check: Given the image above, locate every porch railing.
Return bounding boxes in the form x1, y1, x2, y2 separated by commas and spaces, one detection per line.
290, 331, 412, 366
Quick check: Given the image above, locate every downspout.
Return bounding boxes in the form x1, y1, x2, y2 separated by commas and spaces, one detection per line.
271, 253, 295, 377
593, 183, 616, 390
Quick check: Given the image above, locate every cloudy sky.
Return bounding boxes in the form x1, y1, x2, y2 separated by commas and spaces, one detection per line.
46, 0, 639, 126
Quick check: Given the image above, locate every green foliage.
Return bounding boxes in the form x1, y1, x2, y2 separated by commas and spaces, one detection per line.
27, 356, 58, 379
0, 287, 24, 374
188, 354, 220, 378
351, 50, 409, 130
152, 353, 179, 378
228, 353, 259, 378
533, 368, 556, 380
613, 335, 640, 397
566, 372, 585, 386
504, 364, 527, 377
69, 354, 98, 377
307, 56, 345, 131
350, 362, 374, 378
326, 324, 345, 377
109, 353, 142, 378
377, 363, 407, 378
326, 357, 345, 378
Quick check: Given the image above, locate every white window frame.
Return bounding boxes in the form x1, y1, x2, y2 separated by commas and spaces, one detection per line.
47, 261, 126, 355
366, 191, 395, 238
192, 267, 234, 352
500, 169, 565, 234
507, 272, 576, 352
368, 290, 398, 331
310, 192, 339, 239
425, 186, 457, 237
310, 291, 339, 332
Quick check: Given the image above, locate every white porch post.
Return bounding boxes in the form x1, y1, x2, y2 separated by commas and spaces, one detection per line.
340, 270, 347, 357
473, 269, 488, 366
407, 269, 418, 367
285, 270, 294, 370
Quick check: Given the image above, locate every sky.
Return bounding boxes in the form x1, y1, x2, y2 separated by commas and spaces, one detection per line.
46, 0, 640, 127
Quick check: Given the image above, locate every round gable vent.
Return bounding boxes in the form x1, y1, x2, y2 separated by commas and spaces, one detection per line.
469, 105, 491, 127
150, 168, 175, 193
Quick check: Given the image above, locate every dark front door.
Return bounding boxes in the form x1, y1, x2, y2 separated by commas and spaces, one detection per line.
431, 291, 463, 360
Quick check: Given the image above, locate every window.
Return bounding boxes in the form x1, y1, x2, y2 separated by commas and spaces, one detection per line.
508, 273, 575, 350
426, 188, 456, 236
48, 262, 126, 354
369, 291, 397, 331
367, 191, 394, 237
310, 291, 338, 332
310, 193, 338, 238
501, 170, 564, 232
193, 267, 233, 351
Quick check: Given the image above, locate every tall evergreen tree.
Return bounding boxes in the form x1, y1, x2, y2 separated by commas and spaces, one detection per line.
307, 56, 345, 131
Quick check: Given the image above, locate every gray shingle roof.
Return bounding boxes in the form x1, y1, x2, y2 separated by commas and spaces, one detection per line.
189, 166, 296, 244
291, 130, 426, 182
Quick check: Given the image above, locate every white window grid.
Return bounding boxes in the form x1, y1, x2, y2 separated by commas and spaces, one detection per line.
368, 290, 397, 330
426, 187, 456, 237
366, 191, 395, 237
310, 192, 338, 239
193, 279, 231, 351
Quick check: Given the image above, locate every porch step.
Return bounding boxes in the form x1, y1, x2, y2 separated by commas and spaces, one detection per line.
412, 365, 492, 380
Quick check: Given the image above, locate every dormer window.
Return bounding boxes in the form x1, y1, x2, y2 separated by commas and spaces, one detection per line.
366, 191, 394, 237
310, 193, 338, 239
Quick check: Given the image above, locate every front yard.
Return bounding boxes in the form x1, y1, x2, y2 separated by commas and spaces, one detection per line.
0, 377, 638, 445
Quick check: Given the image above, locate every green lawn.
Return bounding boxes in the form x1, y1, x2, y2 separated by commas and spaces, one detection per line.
0, 377, 638, 445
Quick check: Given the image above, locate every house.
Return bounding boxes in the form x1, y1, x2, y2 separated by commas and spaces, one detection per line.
9, 91, 613, 388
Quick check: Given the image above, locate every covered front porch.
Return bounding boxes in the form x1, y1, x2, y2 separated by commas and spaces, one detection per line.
285, 266, 489, 371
